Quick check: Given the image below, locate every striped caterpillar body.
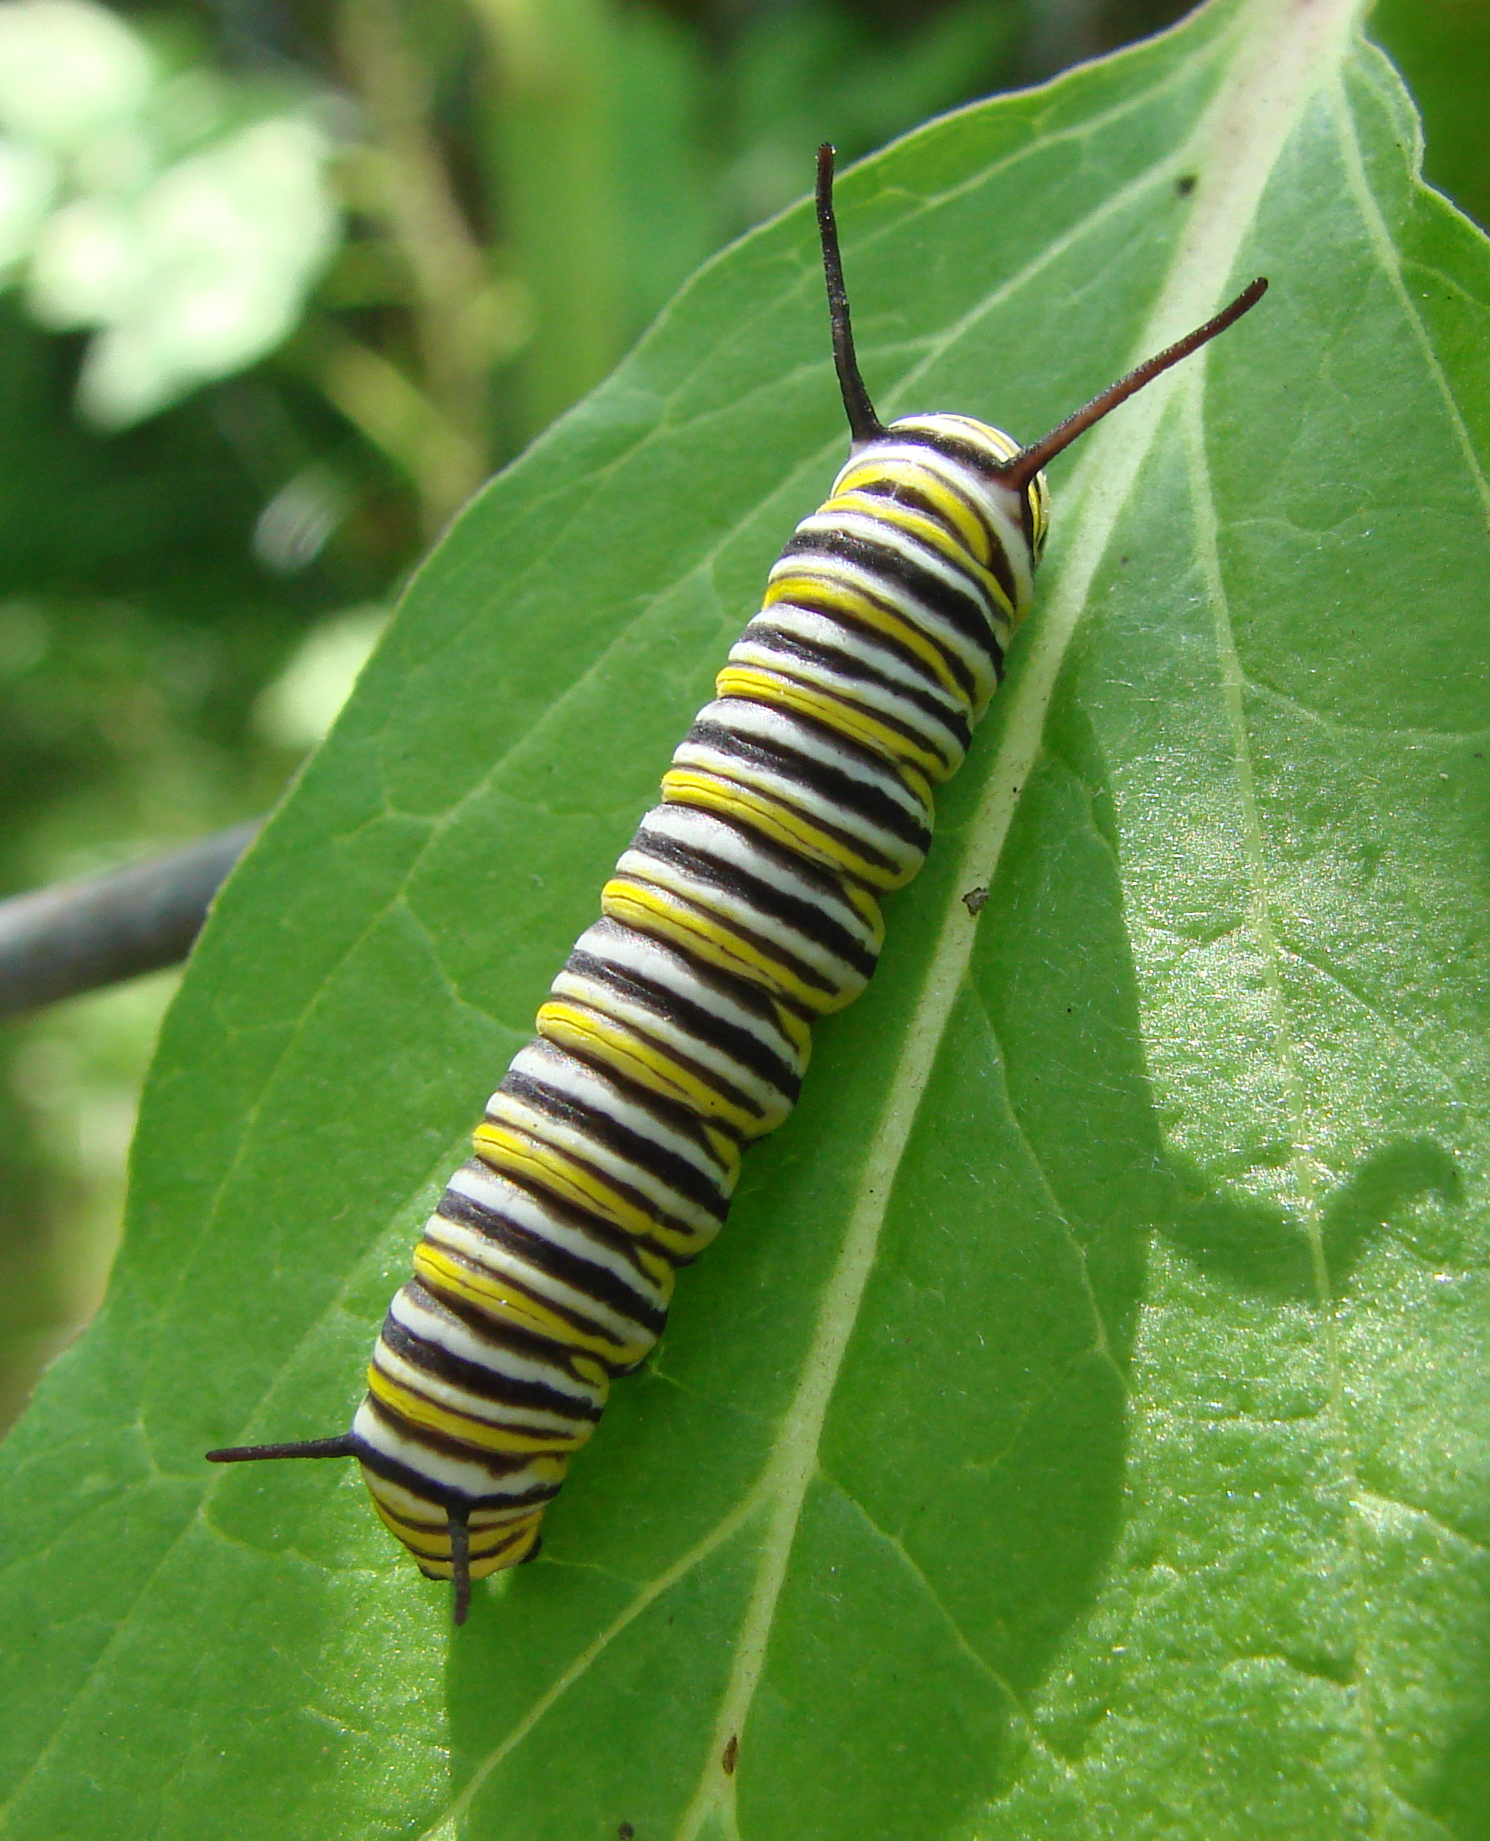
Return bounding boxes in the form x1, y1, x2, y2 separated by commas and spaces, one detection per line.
209, 148, 1265, 1623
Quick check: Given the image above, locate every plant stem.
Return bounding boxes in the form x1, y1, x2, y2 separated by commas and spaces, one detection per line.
335, 0, 504, 531
466, 0, 625, 440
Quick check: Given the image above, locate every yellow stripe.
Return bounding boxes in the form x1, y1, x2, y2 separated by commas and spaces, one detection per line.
413, 1236, 654, 1364
524, 1012, 748, 1173
823, 490, 1012, 617
832, 457, 993, 564
602, 877, 852, 1015
361, 1471, 547, 1536
763, 571, 967, 703
366, 1497, 448, 1560
571, 1350, 613, 1390
469, 1120, 709, 1258
769, 994, 813, 1064
367, 1360, 591, 1455
700, 1120, 739, 1169
468, 1527, 543, 1581
842, 878, 884, 940
472, 1122, 660, 1240
1027, 471, 1049, 556
714, 664, 954, 781
538, 1002, 775, 1139
661, 767, 913, 892
365, 1490, 545, 1576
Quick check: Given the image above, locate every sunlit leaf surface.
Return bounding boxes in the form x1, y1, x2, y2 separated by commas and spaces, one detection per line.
4, 0, 1488, 1834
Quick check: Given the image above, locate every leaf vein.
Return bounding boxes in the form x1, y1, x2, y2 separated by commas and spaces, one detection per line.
819, 1468, 1032, 1715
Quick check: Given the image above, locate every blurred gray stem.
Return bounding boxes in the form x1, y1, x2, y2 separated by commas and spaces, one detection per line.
0, 822, 261, 1021
1020, 0, 1107, 80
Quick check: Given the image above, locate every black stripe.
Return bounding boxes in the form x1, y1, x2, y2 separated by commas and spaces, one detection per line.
847, 473, 1019, 612
767, 566, 977, 703
582, 918, 800, 1039
686, 714, 931, 853
470, 1526, 535, 1554
402, 1253, 633, 1368
549, 993, 777, 1127
474, 1121, 705, 1256
728, 658, 961, 776
782, 524, 1002, 677
740, 620, 972, 750
565, 949, 802, 1105
631, 818, 879, 980
899, 424, 1019, 483
445, 1157, 665, 1292
615, 873, 837, 1006
357, 1447, 560, 1513
435, 1185, 669, 1334
670, 743, 903, 883
896, 425, 1040, 572
356, 1399, 566, 1504
499, 1065, 731, 1218
381, 1310, 607, 1421
402, 1523, 536, 1571
399, 1276, 609, 1399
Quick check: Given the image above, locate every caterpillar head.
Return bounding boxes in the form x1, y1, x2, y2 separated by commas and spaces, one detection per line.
814, 142, 1263, 577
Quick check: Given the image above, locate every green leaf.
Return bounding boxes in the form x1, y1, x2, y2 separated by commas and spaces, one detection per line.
5, 0, 1489, 1833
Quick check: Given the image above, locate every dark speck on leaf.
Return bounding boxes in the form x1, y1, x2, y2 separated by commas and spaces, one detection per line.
1176, 173, 1197, 195
620, 1825, 635, 1840
723, 1734, 739, 1775
962, 887, 989, 916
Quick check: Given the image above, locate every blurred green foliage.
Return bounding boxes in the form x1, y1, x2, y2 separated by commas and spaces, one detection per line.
0, 0, 1483, 1439
1370, 0, 1490, 233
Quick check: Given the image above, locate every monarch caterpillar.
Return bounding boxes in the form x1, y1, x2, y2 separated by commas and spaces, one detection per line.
208, 147, 1265, 1624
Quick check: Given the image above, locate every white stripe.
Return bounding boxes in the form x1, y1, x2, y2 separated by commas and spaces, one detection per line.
373, 1337, 594, 1441
502, 1040, 736, 1193
568, 921, 807, 1073
357, 1466, 546, 1531
353, 1400, 566, 1498
611, 857, 870, 1012
726, 630, 967, 778
633, 805, 879, 951
421, 1212, 662, 1354
766, 545, 997, 709
547, 969, 794, 1125
391, 1282, 608, 1408
446, 1159, 675, 1310
688, 698, 930, 821
742, 603, 967, 720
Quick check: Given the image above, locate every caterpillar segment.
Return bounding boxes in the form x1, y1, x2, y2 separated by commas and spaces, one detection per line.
207, 144, 1266, 1624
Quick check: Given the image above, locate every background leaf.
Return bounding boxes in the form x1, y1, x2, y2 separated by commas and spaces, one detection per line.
5, 0, 1490, 1835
